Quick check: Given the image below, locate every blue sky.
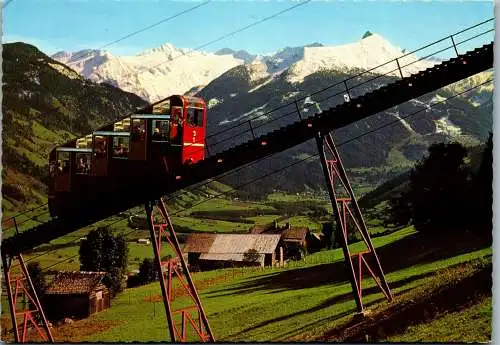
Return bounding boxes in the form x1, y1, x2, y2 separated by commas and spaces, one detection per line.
3, 0, 494, 57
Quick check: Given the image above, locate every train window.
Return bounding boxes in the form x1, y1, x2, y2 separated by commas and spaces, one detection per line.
76, 153, 91, 175
112, 137, 130, 158
57, 151, 70, 174
186, 108, 203, 127
94, 136, 107, 158
151, 120, 170, 142
131, 119, 146, 141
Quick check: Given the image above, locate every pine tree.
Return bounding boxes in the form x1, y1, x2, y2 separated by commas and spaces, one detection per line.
390, 142, 471, 232
472, 132, 493, 233
138, 258, 156, 284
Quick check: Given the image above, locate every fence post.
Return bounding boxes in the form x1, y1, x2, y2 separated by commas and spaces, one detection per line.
395, 58, 404, 79
248, 120, 255, 139
294, 99, 302, 120
450, 35, 459, 57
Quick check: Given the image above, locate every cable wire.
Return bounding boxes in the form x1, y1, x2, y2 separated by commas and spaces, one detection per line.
3, 0, 14, 8
2, 0, 315, 227
133, 0, 312, 74
5, 18, 492, 228
98, 1, 212, 51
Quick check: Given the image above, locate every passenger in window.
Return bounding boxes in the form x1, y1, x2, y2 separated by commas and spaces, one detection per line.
62, 162, 70, 174
77, 157, 86, 173
96, 143, 106, 157
153, 128, 162, 140
115, 143, 126, 156
131, 126, 141, 141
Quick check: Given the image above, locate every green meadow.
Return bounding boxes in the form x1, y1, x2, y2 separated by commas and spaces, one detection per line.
20, 225, 490, 343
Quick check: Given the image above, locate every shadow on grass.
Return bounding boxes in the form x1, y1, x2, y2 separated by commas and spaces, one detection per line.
221, 270, 435, 340
206, 231, 491, 297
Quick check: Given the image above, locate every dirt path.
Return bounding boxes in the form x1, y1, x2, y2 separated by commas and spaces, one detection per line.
1, 318, 125, 343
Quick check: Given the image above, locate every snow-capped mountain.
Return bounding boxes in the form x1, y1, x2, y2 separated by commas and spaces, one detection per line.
195, 41, 492, 197
286, 33, 435, 84
52, 44, 245, 102
52, 33, 436, 103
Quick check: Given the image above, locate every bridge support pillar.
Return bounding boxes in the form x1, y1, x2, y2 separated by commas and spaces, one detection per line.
1, 252, 54, 343
145, 198, 215, 342
315, 132, 393, 313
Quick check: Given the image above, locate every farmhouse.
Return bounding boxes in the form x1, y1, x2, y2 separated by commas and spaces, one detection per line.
249, 222, 322, 254
43, 271, 111, 321
183, 233, 283, 270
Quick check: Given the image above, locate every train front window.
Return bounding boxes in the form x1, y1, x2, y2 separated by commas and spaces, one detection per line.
151, 120, 170, 142
112, 137, 130, 158
76, 153, 91, 175
56, 151, 70, 174
131, 119, 146, 141
186, 108, 203, 127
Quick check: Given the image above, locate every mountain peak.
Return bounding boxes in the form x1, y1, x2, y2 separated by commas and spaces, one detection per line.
287, 34, 435, 83
138, 42, 185, 56
362, 31, 374, 39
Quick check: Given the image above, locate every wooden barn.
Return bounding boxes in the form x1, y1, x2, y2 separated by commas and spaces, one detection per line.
183, 233, 283, 270
249, 222, 323, 255
43, 271, 111, 321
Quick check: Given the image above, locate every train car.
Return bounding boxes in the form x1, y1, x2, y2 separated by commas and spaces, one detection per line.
48, 95, 207, 218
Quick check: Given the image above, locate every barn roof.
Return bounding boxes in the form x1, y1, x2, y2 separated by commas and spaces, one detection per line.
183, 234, 281, 262
248, 224, 272, 234
248, 225, 310, 241
282, 227, 309, 241
45, 271, 108, 295
183, 233, 216, 253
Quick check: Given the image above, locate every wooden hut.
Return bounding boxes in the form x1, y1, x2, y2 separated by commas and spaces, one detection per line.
183, 233, 282, 270
43, 271, 111, 321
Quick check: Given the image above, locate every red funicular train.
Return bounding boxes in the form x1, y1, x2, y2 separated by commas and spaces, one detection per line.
48, 95, 207, 218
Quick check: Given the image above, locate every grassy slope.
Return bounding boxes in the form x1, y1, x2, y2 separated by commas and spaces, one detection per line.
387, 296, 491, 343
13, 226, 490, 343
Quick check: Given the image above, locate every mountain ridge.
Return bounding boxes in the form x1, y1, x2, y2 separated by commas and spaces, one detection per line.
51, 33, 433, 102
